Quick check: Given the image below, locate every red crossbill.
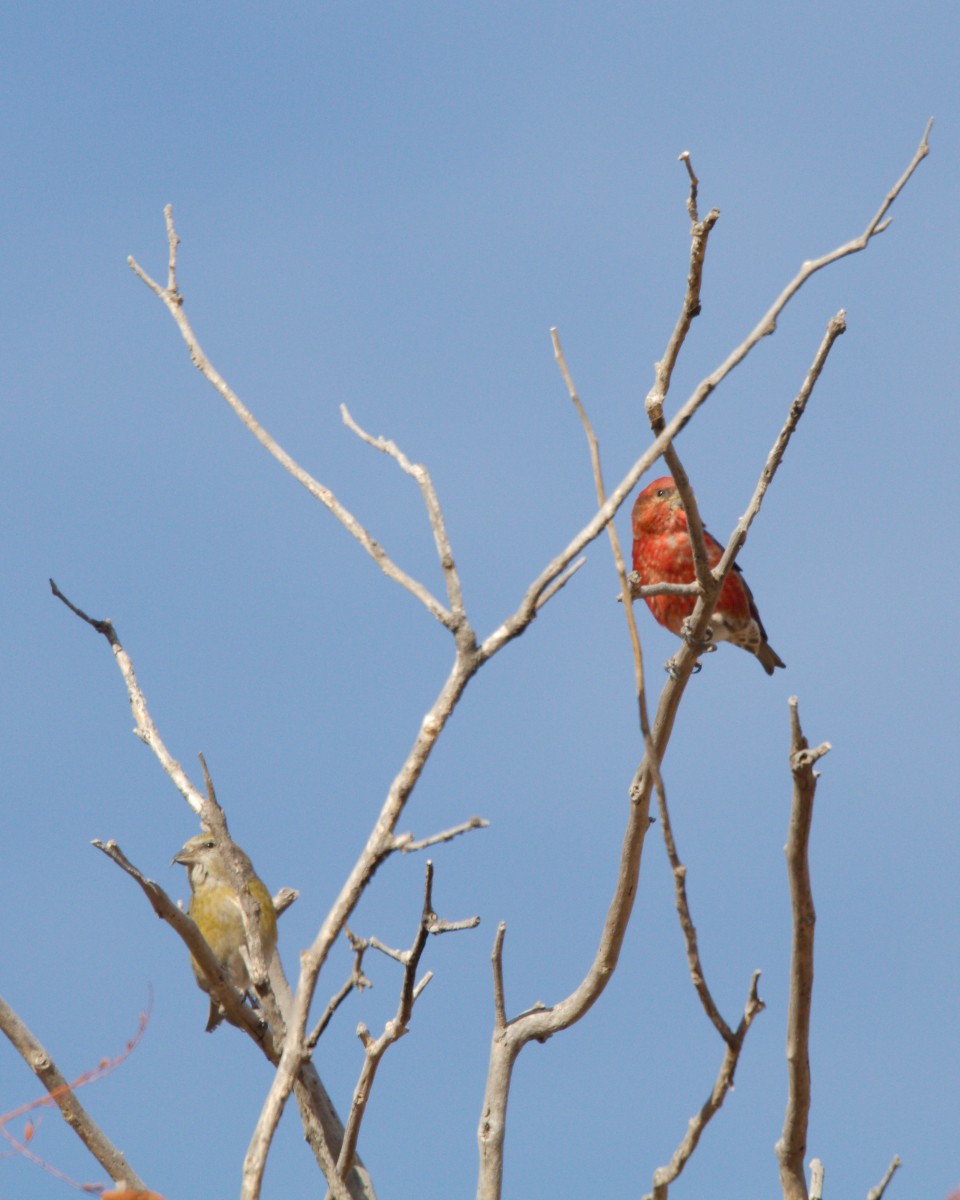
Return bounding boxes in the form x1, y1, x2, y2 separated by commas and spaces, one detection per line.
173, 833, 278, 1032
631, 476, 785, 674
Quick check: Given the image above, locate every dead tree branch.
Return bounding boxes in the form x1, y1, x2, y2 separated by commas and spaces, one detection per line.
776, 697, 830, 1200
866, 1155, 902, 1200
475, 123, 929, 1200
334, 862, 478, 1182
49, 580, 204, 818
646, 972, 764, 1200
0, 994, 148, 1192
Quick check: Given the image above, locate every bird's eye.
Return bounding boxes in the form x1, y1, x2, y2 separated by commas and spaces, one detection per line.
656, 488, 665, 497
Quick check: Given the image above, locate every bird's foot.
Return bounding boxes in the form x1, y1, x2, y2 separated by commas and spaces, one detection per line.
680, 617, 716, 654
664, 621, 717, 679
665, 654, 705, 679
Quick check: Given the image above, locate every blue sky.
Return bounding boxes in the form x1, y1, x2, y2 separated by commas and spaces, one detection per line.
1, 4, 956, 1198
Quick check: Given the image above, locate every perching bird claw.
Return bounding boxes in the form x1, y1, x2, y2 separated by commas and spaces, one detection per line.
665, 654, 705, 679
680, 616, 717, 655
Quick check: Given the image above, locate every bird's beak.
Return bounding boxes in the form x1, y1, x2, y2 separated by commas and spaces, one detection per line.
172, 845, 194, 867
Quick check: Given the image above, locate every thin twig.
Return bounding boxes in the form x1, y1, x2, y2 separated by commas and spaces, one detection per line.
307, 936, 371, 1050
646, 972, 764, 1200
49, 580, 205, 816
341, 404, 467, 623
393, 815, 490, 853
534, 556, 587, 610
367, 937, 406, 964
550, 331, 682, 929
709, 311, 847, 593
657, 792, 732, 1041
335, 862, 473, 1180
678, 151, 700, 223
866, 1155, 902, 1200
552, 329, 648, 704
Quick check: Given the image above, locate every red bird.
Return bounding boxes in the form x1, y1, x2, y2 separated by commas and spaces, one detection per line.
630, 476, 785, 674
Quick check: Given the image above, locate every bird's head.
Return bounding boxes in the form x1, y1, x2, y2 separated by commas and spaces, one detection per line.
631, 476, 686, 536
173, 833, 227, 889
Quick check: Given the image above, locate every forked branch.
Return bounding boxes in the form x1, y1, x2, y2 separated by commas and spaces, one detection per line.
476, 124, 929, 1200
645, 972, 764, 1200
335, 862, 479, 1181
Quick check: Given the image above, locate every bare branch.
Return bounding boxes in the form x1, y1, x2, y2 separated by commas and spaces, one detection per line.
809, 1158, 825, 1200
491, 923, 507, 1033
0, 994, 148, 1191
551, 328, 647, 698
710, 310, 847, 591
643, 171, 720, 598
477, 760, 655, 1200
367, 936, 407, 964
534, 555, 587, 610
556, 313, 738, 1062
52, 591, 368, 1195
776, 698, 830, 1200
549, 332, 679, 902
341, 404, 467, 622
677, 150, 700, 223
679, 119, 932, 418
335, 862, 471, 1180
661, 309, 847, 685
429, 914, 481, 934
273, 886, 300, 917
129, 214, 454, 631
656, 782, 733, 1042
646, 972, 764, 1200
307, 935, 372, 1051
633, 580, 700, 599
246, 648, 482, 1187
866, 1155, 902, 1200
476, 123, 932, 1199
50, 580, 205, 816
392, 815, 490, 853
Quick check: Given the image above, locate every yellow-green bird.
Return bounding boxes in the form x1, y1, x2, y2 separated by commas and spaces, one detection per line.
173, 833, 278, 1032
